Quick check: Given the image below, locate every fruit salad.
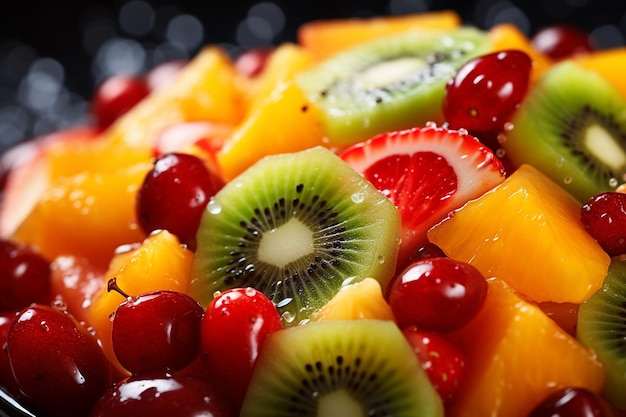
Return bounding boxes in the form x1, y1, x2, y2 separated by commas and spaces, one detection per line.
0, 9, 626, 417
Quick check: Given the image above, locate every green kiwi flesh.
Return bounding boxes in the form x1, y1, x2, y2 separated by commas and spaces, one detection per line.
296, 27, 491, 146
240, 319, 444, 417
189, 146, 401, 326
577, 255, 626, 410
502, 61, 626, 203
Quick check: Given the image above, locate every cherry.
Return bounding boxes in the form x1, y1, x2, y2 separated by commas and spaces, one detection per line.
91, 74, 151, 129
0, 238, 51, 312
6, 304, 111, 416
89, 371, 233, 417
201, 287, 283, 414
402, 327, 465, 402
234, 47, 275, 77
388, 257, 488, 332
443, 49, 532, 135
0, 310, 20, 397
136, 152, 225, 251
580, 191, 626, 256
109, 278, 205, 374
532, 24, 595, 61
528, 387, 605, 417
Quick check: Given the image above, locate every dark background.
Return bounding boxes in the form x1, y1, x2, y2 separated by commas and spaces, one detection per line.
0, 0, 625, 151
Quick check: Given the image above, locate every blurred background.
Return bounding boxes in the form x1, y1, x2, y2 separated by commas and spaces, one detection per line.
0, 0, 624, 153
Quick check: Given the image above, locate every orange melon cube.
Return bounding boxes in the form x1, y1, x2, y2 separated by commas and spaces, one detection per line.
447, 278, 605, 417
11, 161, 151, 268
298, 10, 461, 61
103, 46, 247, 149
88, 230, 194, 375
427, 164, 610, 304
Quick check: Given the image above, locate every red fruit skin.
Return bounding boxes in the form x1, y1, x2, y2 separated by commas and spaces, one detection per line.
0, 310, 20, 397
443, 50, 532, 134
89, 371, 233, 417
91, 74, 150, 129
532, 24, 595, 60
402, 327, 465, 403
389, 257, 488, 332
112, 290, 205, 375
0, 239, 51, 312
7, 304, 112, 416
201, 288, 283, 414
528, 387, 605, 417
136, 152, 225, 251
234, 47, 275, 77
581, 192, 626, 257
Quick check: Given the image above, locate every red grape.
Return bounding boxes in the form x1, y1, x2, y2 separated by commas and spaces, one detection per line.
6, 304, 112, 416
89, 371, 233, 417
532, 24, 595, 60
443, 50, 532, 135
91, 74, 150, 129
389, 257, 488, 332
581, 191, 626, 256
0, 310, 20, 397
403, 326, 465, 402
0, 238, 51, 312
136, 152, 225, 251
109, 278, 205, 374
528, 387, 605, 417
201, 287, 283, 414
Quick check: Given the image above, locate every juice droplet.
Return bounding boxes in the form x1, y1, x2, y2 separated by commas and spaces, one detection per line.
281, 310, 295, 324
351, 192, 364, 204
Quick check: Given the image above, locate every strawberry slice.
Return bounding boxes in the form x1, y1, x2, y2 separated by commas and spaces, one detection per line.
339, 125, 506, 270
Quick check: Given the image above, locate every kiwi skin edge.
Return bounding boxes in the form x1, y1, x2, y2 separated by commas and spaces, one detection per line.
577, 254, 626, 410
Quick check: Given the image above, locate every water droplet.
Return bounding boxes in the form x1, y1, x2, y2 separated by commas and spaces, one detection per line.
378, 255, 385, 264
52, 297, 67, 311
497, 133, 507, 144
276, 297, 293, 308
281, 311, 295, 324
40, 320, 49, 332
351, 192, 364, 204
212, 290, 222, 299
245, 287, 257, 297
207, 199, 222, 214
608, 177, 618, 187
425, 120, 437, 128
503, 122, 514, 132
405, 230, 416, 238
563, 176, 573, 184
109, 311, 116, 322
555, 157, 565, 168
458, 127, 468, 135
495, 148, 506, 158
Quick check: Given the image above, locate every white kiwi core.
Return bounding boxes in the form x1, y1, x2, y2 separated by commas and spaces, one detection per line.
585, 124, 626, 171
258, 218, 314, 268
317, 390, 366, 417
358, 57, 426, 89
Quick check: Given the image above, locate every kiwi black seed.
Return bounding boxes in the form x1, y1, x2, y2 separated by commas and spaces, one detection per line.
295, 27, 491, 146
240, 319, 444, 417
502, 61, 626, 203
189, 146, 401, 326
577, 255, 626, 410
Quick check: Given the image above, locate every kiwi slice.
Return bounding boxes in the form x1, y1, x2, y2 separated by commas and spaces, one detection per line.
189, 146, 401, 325
577, 255, 626, 410
296, 27, 491, 146
240, 319, 444, 417
502, 61, 626, 203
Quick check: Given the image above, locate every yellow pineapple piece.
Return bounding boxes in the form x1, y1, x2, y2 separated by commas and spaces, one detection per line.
88, 230, 194, 375
427, 164, 610, 304
103, 46, 247, 149
447, 278, 605, 417
309, 277, 395, 322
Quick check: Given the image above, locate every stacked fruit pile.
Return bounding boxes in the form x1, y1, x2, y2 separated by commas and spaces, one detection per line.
0, 10, 625, 417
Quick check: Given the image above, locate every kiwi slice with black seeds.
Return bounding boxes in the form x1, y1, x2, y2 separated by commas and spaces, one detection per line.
502, 61, 626, 203
295, 27, 491, 146
240, 319, 444, 417
577, 255, 626, 410
189, 146, 401, 326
